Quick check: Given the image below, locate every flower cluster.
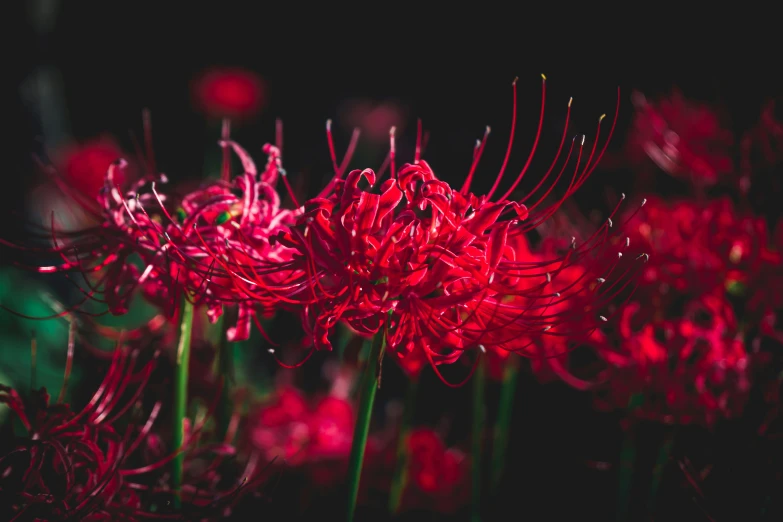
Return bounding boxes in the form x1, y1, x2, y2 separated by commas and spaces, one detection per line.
0, 344, 266, 521
7, 124, 298, 342
627, 90, 734, 186
260, 79, 644, 383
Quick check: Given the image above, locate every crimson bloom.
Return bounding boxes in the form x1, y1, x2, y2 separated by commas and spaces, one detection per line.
596, 294, 751, 425
248, 387, 355, 468
263, 77, 641, 382
57, 137, 130, 201
362, 427, 469, 514
192, 68, 266, 121
627, 90, 734, 186
4, 122, 298, 342
0, 343, 266, 521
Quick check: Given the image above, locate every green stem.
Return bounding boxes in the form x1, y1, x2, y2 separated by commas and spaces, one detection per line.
472, 356, 487, 522
216, 306, 236, 442
648, 426, 676, 513
388, 377, 419, 514
345, 330, 385, 522
172, 297, 195, 508
616, 422, 637, 522
490, 357, 519, 493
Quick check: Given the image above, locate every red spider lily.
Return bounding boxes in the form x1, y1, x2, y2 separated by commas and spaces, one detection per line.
621, 196, 775, 302
192, 68, 266, 121
58, 138, 129, 201
257, 77, 642, 382
248, 387, 355, 467
3, 121, 299, 343
627, 90, 734, 187
595, 294, 752, 425
0, 343, 269, 521
362, 427, 469, 514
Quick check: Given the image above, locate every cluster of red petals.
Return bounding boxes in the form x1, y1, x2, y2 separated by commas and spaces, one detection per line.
248, 387, 355, 469
628, 90, 734, 186
7, 135, 298, 342
192, 68, 266, 120
365, 427, 469, 514
0, 348, 263, 521
263, 79, 639, 382
579, 196, 779, 424
58, 138, 128, 200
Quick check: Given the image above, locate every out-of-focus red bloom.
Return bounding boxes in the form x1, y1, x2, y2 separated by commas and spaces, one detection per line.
58, 137, 128, 200
627, 90, 734, 186
621, 196, 774, 302
362, 427, 469, 514
264, 78, 641, 382
338, 98, 408, 143
248, 387, 355, 468
596, 294, 751, 425
0, 346, 265, 521
192, 68, 266, 120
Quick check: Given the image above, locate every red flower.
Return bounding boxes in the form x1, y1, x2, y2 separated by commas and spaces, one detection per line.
7, 123, 297, 342
266, 77, 637, 382
627, 90, 734, 186
0, 345, 266, 521
58, 137, 129, 200
596, 294, 751, 425
192, 68, 266, 120
248, 388, 355, 466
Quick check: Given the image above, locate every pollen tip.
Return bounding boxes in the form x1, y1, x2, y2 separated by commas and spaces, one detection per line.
599, 315, 608, 322
479, 344, 486, 353
541, 73, 547, 81
512, 76, 519, 85
642, 198, 647, 206
599, 113, 607, 122
568, 97, 573, 107
581, 135, 586, 146
389, 126, 396, 136
326, 119, 332, 130
268, 348, 275, 354
621, 192, 626, 200
485, 125, 491, 135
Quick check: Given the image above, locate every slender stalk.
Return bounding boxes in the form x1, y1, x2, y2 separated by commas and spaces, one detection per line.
617, 394, 643, 521
388, 377, 419, 514
472, 356, 487, 522
216, 306, 236, 442
491, 357, 519, 493
345, 330, 385, 522
648, 426, 677, 513
616, 422, 637, 522
172, 297, 195, 508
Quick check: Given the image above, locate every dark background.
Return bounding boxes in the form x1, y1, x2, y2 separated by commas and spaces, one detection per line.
7, 3, 782, 521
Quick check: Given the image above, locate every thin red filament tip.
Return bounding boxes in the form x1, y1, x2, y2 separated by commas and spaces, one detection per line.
326, 119, 340, 177
497, 74, 547, 202
389, 126, 397, 179
221, 119, 232, 182
461, 126, 491, 195
280, 171, 300, 208
486, 76, 519, 200
58, 318, 76, 404
275, 118, 284, 158
415, 119, 423, 164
